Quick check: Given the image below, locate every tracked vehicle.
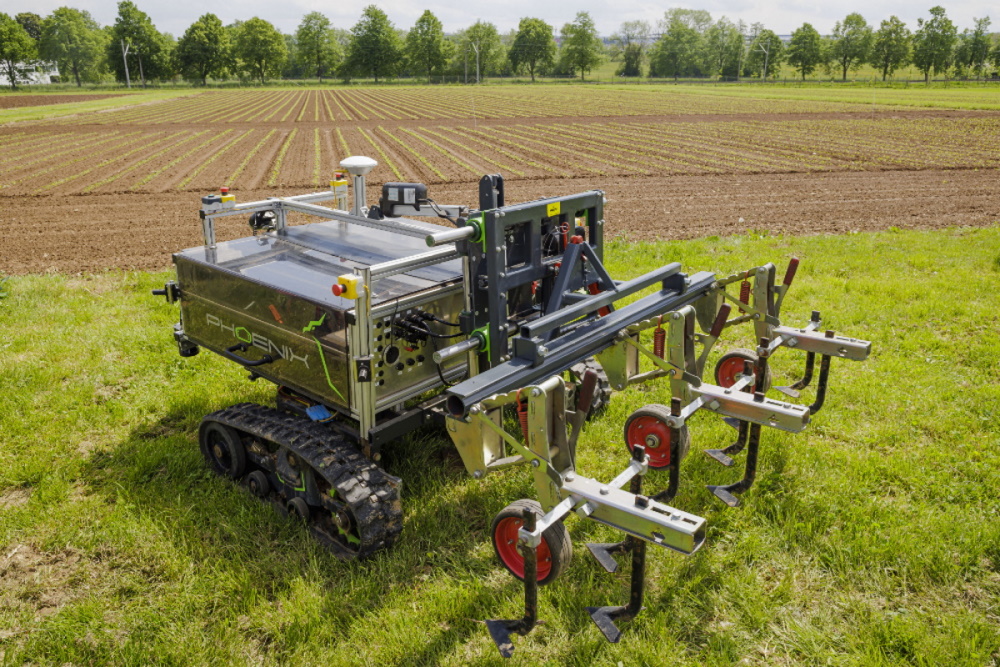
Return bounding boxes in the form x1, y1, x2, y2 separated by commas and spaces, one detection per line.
154, 156, 870, 654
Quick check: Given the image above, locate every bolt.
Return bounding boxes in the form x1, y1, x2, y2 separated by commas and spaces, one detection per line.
531, 388, 542, 397
671, 312, 681, 320
495, 246, 502, 253
709, 400, 720, 410
600, 487, 609, 495
787, 337, 798, 348
531, 460, 540, 468
473, 470, 484, 479
538, 346, 548, 357
564, 472, 575, 482
615, 384, 624, 390
469, 406, 481, 415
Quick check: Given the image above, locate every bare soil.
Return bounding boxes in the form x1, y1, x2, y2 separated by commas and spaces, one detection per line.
0, 94, 124, 109
2, 96, 999, 275
3, 168, 997, 275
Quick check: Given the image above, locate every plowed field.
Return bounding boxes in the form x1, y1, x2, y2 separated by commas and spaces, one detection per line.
2, 85, 998, 274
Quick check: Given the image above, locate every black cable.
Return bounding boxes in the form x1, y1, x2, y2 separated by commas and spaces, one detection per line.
405, 320, 463, 340
424, 198, 459, 226
418, 311, 461, 327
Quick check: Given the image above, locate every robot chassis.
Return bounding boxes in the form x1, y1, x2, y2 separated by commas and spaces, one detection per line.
154, 156, 871, 656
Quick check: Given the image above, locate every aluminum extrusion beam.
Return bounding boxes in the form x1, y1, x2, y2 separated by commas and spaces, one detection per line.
520, 263, 683, 339
445, 271, 717, 416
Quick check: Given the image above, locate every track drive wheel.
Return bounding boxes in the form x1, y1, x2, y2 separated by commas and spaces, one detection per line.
491, 499, 572, 585
246, 471, 270, 497
714, 348, 772, 391
287, 497, 310, 521
199, 421, 246, 478
623, 404, 690, 469
568, 357, 613, 419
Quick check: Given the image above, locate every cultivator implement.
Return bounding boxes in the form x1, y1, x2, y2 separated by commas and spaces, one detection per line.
155, 156, 870, 655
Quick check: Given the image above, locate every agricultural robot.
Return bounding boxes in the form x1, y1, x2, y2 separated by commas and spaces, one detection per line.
153, 156, 871, 655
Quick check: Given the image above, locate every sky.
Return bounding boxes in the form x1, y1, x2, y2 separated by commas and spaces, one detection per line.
4, 0, 996, 38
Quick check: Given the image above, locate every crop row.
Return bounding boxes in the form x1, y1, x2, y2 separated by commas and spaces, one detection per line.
44, 86, 892, 128
4, 115, 999, 197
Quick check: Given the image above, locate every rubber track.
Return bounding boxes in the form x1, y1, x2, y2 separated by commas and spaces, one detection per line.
204, 402, 403, 559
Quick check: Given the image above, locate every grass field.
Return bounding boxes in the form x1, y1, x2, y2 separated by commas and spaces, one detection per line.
2, 225, 999, 664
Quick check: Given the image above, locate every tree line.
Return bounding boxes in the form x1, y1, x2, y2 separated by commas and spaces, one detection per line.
0, 3, 997, 90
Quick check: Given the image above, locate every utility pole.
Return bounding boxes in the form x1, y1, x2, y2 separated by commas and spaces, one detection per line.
757, 41, 770, 82
120, 39, 131, 88
464, 46, 468, 84
471, 41, 481, 83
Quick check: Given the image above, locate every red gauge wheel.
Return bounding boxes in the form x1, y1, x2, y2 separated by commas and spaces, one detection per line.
199, 421, 247, 478
623, 404, 690, 469
714, 348, 772, 391
490, 499, 572, 586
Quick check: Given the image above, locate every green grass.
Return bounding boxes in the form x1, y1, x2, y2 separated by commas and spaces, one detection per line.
651, 81, 1000, 111
0, 90, 195, 124
2, 226, 1000, 664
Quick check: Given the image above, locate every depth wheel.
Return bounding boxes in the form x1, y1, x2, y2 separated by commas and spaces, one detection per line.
623, 404, 690, 469
714, 348, 772, 391
246, 470, 269, 497
568, 357, 613, 419
199, 421, 246, 478
491, 499, 572, 585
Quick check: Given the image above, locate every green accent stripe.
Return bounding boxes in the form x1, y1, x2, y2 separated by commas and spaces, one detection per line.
302, 313, 326, 333
313, 337, 346, 402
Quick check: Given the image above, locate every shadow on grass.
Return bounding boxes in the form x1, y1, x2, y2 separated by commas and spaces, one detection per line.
77, 395, 506, 651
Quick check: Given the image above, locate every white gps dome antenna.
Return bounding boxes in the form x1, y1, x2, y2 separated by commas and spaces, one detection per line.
340, 156, 378, 216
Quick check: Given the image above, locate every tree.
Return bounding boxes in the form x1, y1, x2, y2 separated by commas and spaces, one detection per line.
610, 20, 651, 77
234, 17, 286, 84
559, 12, 602, 80
406, 10, 447, 81
0, 13, 36, 89
174, 13, 228, 84
649, 12, 702, 79
745, 27, 783, 79
40, 8, 107, 87
912, 6, 957, 82
451, 21, 504, 81
830, 13, 872, 80
508, 17, 555, 82
787, 23, 823, 80
703, 17, 745, 79
869, 16, 911, 81
15, 13, 42, 41
342, 5, 400, 83
952, 17, 991, 78
296, 12, 341, 82
107, 2, 172, 86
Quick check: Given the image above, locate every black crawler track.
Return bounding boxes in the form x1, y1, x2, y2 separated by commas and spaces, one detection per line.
203, 403, 403, 559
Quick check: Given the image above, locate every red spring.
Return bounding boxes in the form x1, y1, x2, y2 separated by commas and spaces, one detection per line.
738, 280, 751, 313
653, 326, 666, 358
516, 392, 530, 441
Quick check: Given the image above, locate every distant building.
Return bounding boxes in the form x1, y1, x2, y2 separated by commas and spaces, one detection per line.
0, 62, 60, 87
